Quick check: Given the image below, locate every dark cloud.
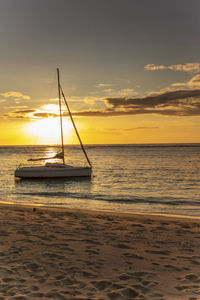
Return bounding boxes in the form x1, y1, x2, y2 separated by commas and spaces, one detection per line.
4, 109, 58, 119
69, 89, 200, 117
3, 109, 37, 119
106, 89, 200, 109
33, 113, 58, 118
123, 127, 159, 131
3, 89, 200, 120
104, 89, 200, 116
14, 109, 36, 114
72, 110, 117, 117
71, 108, 186, 117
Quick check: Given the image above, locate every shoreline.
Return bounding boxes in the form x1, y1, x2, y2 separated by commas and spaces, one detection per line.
0, 203, 200, 299
1, 200, 200, 222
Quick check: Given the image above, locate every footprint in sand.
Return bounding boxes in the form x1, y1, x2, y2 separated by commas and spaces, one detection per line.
145, 250, 171, 255
91, 280, 111, 290
85, 249, 99, 255
107, 291, 123, 300
185, 274, 199, 282
2, 277, 14, 283
164, 264, 182, 271
123, 252, 144, 260
108, 287, 139, 299
118, 274, 132, 281
113, 243, 131, 249
149, 293, 165, 299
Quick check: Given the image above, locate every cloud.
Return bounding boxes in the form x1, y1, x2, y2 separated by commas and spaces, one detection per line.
14, 109, 36, 114
171, 82, 187, 87
120, 88, 135, 96
96, 83, 112, 88
33, 113, 58, 118
103, 89, 113, 93
145, 63, 200, 73
3, 109, 36, 119
188, 74, 200, 87
5, 105, 28, 109
1, 91, 30, 100
3, 105, 57, 119
123, 126, 159, 131
4, 88, 200, 120
102, 88, 137, 97
71, 110, 115, 117
170, 74, 200, 89
83, 97, 97, 105
106, 89, 200, 116
70, 89, 200, 117
145, 64, 166, 71
81, 126, 159, 137
87, 127, 121, 135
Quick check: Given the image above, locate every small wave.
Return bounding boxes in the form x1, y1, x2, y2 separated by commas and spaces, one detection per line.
13, 191, 200, 207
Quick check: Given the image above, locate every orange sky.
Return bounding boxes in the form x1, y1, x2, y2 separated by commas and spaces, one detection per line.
1, 113, 200, 145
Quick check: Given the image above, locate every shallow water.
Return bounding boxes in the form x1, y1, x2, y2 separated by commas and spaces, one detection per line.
1, 144, 200, 217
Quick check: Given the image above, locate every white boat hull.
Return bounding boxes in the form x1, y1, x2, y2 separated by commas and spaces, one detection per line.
15, 165, 92, 179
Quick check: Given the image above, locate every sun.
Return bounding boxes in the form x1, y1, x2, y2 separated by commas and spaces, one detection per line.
26, 117, 73, 145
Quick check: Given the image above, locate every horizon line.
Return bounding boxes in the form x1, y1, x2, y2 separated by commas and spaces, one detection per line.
1, 142, 200, 147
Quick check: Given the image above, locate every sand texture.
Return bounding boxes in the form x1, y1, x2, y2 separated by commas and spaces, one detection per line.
0, 205, 200, 299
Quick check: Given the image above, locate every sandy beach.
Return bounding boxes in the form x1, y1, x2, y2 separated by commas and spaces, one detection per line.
0, 205, 200, 299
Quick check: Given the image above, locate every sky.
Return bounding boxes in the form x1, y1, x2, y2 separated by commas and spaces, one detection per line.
1, 0, 200, 145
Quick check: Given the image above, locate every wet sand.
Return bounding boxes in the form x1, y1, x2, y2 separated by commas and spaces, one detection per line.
0, 204, 200, 299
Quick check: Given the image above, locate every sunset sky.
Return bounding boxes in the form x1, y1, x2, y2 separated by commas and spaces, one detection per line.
1, 0, 200, 145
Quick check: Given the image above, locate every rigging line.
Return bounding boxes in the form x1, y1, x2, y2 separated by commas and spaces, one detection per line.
60, 87, 92, 168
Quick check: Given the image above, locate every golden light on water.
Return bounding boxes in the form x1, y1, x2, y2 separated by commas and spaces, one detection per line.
26, 117, 74, 145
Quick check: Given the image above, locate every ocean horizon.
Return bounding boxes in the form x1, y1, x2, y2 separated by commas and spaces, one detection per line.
1, 143, 200, 146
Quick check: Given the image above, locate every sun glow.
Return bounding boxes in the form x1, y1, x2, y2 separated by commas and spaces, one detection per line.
26, 117, 73, 145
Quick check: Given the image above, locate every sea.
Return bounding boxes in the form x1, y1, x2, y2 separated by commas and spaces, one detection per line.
0, 144, 200, 218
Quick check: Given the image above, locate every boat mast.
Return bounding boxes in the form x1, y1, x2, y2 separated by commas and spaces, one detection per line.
57, 68, 65, 164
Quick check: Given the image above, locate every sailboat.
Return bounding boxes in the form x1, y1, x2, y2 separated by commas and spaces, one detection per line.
14, 68, 92, 179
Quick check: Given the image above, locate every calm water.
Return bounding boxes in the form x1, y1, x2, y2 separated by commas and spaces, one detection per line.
0, 144, 200, 217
